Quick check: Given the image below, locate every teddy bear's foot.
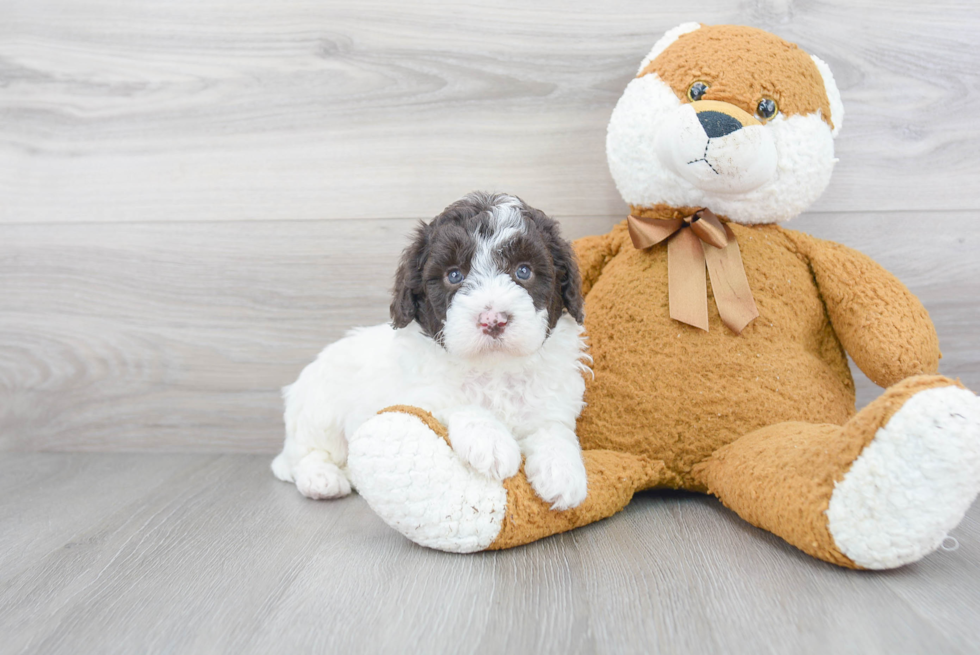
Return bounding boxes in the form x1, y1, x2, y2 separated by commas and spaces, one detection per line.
826, 384, 980, 569
347, 407, 508, 553
348, 405, 671, 552
696, 375, 980, 569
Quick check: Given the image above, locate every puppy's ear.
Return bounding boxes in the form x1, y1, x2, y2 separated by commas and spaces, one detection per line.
390, 221, 430, 329
525, 206, 585, 324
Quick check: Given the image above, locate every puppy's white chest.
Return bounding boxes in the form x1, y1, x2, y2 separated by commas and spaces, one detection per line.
460, 371, 531, 427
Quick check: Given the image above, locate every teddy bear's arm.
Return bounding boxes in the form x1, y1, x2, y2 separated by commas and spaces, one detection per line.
572, 223, 627, 297
796, 233, 940, 387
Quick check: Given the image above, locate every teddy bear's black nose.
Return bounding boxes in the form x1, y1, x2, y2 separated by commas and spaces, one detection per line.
697, 110, 743, 138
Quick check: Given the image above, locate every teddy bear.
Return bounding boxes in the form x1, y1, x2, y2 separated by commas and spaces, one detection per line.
345, 23, 980, 569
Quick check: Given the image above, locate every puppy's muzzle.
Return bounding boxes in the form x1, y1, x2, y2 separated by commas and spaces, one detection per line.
479, 310, 510, 338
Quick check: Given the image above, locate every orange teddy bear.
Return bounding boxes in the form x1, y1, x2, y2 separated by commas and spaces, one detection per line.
347, 24, 980, 569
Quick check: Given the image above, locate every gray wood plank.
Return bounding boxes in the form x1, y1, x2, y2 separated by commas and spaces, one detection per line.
569, 491, 971, 654
1, 1, 978, 224
877, 508, 980, 654
0, 453, 218, 582
1, 211, 977, 452
0, 453, 976, 655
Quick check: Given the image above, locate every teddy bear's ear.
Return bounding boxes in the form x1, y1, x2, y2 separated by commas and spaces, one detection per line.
811, 54, 845, 137
390, 221, 430, 329
636, 22, 702, 76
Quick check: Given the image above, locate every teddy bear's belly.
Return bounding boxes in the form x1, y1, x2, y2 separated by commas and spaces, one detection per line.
576, 229, 856, 488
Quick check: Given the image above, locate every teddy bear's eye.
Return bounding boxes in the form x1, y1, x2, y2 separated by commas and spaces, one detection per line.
757, 98, 778, 120
687, 81, 709, 102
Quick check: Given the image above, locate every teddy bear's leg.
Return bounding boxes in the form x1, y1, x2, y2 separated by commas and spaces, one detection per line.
694, 375, 980, 569
347, 406, 668, 552
488, 448, 670, 550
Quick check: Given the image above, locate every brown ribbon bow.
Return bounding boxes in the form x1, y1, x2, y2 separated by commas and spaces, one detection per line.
627, 209, 759, 334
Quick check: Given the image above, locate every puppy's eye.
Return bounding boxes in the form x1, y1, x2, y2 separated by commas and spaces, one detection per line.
446, 268, 465, 285
515, 265, 532, 281
756, 98, 778, 120
688, 81, 709, 102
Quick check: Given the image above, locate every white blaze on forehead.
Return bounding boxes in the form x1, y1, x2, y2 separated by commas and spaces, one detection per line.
487, 193, 524, 242
469, 194, 526, 280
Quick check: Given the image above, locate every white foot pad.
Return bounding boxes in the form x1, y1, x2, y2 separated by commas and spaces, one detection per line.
347, 412, 507, 553
827, 386, 980, 569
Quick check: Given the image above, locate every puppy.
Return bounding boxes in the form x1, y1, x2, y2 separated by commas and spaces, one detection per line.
271, 192, 591, 510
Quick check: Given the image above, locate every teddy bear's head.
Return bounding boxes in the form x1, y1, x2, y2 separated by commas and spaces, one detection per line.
607, 23, 844, 224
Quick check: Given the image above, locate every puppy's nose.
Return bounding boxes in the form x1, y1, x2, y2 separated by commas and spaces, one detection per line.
478, 310, 510, 338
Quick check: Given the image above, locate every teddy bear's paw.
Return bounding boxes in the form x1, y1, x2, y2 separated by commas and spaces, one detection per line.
448, 413, 522, 481
293, 454, 352, 500
348, 411, 507, 553
525, 444, 589, 511
827, 385, 980, 569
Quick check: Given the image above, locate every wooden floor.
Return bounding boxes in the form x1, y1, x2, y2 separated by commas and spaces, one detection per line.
1, 452, 978, 655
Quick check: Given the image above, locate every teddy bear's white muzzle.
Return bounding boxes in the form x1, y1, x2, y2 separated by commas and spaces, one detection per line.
656, 103, 777, 194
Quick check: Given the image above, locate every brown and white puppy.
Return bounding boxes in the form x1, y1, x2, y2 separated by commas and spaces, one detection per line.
392, 192, 584, 356
272, 192, 591, 510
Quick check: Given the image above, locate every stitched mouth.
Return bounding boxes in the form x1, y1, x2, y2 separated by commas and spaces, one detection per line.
686, 139, 720, 175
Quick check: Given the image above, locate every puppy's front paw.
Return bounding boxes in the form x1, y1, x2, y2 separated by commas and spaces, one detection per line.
449, 416, 522, 481
294, 458, 352, 500
526, 448, 588, 511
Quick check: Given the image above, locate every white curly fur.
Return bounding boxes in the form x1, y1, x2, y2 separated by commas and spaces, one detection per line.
273, 316, 589, 504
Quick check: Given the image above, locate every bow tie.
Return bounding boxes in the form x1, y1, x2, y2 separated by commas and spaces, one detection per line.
627, 209, 759, 334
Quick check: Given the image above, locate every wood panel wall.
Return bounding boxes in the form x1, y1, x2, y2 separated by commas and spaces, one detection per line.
1, 0, 978, 451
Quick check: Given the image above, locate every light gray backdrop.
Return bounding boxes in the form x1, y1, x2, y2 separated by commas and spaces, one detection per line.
2, 0, 978, 452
